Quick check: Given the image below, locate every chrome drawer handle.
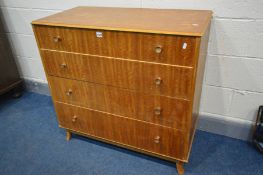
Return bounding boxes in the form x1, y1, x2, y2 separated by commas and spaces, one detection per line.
154, 107, 162, 116
60, 63, 67, 68
155, 46, 162, 54
53, 36, 61, 43
72, 115, 77, 122
155, 77, 162, 86
154, 136, 160, 143
66, 89, 73, 96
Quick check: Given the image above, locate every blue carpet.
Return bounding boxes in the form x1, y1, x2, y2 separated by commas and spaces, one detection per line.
0, 92, 262, 175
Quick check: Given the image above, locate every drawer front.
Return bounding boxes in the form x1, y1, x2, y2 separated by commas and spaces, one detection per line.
34, 25, 197, 66
55, 102, 189, 160
43, 50, 193, 99
49, 76, 191, 130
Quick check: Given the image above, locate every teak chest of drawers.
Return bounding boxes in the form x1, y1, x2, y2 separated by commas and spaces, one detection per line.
32, 7, 212, 175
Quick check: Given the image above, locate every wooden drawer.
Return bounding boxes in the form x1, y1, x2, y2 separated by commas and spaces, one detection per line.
43, 50, 193, 99
49, 76, 191, 130
55, 102, 189, 160
34, 25, 197, 66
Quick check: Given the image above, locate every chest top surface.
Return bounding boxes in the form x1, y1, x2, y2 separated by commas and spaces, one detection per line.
32, 6, 212, 36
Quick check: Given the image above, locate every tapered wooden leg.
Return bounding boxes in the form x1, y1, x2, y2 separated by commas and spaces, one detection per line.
66, 130, 71, 141
176, 162, 184, 175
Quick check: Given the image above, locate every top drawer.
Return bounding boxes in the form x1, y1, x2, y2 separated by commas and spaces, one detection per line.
33, 25, 198, 66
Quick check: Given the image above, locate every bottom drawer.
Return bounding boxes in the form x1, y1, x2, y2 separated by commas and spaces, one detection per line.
55, 102, 189, 160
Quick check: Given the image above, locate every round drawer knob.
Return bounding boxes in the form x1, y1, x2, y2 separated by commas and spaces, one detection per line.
155, 77, 162, 86
66, 89, 73, 96
72, 115, 77, 122
154, 107, 162, 116
154, 136, 160, 143
53, 36, 61, 43
182, 42, 188, 50
155, 46, 162, 54
60, 63, 67, 68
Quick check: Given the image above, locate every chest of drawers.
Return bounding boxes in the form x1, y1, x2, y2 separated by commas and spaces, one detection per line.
32, 7, 212, 175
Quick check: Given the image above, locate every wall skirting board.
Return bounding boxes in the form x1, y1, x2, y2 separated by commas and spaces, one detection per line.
198, 113, 254, 141
23, 79, 50, 96
23, 79, 254, 141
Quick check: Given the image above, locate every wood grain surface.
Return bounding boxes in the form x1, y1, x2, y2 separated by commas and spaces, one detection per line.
55, 102, 189, 160
49, 76, 191, 130
32, 6, 212, 36
35, 26, 197, 66
43, 50, 194, 99
186, 23, 211, 161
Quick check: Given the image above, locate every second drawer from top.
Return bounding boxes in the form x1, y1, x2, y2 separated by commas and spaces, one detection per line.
42, 50, 194, 99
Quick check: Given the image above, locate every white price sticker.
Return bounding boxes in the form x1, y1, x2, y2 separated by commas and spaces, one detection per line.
182, 43, 187, 49
96, 31, 103, 38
